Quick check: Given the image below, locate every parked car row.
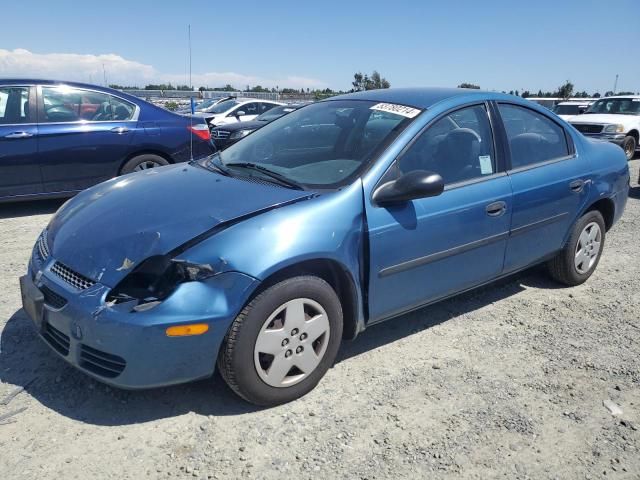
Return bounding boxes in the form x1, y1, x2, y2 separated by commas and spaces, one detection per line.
568, 96, 640, 160
211, 103, 307, 149
0, 80, 215, 202
182, 97, 284, 128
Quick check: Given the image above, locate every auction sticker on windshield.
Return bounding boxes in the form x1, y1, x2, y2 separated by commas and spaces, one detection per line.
370, 103, 422, 118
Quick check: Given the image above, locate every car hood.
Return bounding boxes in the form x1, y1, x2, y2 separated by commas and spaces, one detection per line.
47, 163, 312, 287
568, 113, 638, 126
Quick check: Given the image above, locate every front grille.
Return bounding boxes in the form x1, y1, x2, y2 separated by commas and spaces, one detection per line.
572, 123, 604, 134
37, 230, 50, 262
80, 345, 126, 378
51, 262, 95, 290
40, 284, 67, 309
42, 323, 70, 356
211, 129, 230, 139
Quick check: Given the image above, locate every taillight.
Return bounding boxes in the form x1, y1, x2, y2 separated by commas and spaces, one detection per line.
188, 124, 211, 141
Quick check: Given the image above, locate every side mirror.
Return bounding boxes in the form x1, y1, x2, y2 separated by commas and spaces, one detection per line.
235, 110, 246, 117
373, 170, 444, 206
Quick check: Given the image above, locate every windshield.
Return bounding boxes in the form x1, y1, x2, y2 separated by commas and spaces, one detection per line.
256, 105, 297, 122
195, 98, 221, 110
211, 100, 419, 189
553, 104, 581, 115
585, 98, 640, 115
207, 99, 240, 114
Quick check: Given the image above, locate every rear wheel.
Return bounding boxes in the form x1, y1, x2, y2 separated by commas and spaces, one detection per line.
120, 154, 169, 174
547, 210, 605, 286
622, 135, 636, 161
218, 276, 343, 406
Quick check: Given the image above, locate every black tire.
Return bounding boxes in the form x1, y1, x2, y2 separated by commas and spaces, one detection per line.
218, 276, 343, 406
622, 135, 636, 161
120, 154, 169, 175
547, 210, 606, 286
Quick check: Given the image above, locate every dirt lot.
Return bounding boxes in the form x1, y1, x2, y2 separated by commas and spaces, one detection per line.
1, 161, 639, 480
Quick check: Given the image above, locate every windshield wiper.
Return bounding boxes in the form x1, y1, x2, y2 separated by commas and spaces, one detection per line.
225, 162, 304, 190
196, 153, 231, 176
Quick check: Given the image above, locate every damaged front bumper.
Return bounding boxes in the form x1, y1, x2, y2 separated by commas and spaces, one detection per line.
22, 253, 258, 389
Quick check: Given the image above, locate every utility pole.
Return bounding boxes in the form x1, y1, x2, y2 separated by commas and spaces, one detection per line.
102, 63, 107, 86
613, 74, 619, 95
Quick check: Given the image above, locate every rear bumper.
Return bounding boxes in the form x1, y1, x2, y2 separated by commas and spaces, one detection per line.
23, 256, 258, 389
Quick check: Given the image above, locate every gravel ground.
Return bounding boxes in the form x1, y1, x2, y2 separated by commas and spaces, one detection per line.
0, 161, 639, 480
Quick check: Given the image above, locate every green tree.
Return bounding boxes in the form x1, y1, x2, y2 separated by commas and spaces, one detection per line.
556, 80, 574, 99
604, 91, 614, 97
352, 71, 390, 91
458, 83, 480, 89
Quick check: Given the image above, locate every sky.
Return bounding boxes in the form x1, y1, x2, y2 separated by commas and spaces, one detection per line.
1, 0, 638, 93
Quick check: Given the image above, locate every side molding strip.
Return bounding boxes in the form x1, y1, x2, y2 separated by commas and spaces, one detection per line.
377, 212, 569, 278
378, 231, 509, 278
509, 212, 568, 237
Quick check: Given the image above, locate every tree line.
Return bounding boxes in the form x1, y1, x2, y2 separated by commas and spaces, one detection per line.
458, 80, 638, 99
110, 76, 637, 99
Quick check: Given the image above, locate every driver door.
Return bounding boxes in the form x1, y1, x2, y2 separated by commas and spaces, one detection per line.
365, 103, 513, 322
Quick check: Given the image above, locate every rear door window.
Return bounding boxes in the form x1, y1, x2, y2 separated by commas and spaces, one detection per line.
498, 104, 569, 169
41, 86, 135, 123
0, 86, 31, 124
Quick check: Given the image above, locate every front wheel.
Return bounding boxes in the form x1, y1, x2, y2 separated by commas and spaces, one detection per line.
547, 210, 605, 286
622, 135, 636, 161
218, 276, 343, 406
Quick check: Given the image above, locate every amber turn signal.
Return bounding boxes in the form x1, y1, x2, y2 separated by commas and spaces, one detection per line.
166, 323, 209, 337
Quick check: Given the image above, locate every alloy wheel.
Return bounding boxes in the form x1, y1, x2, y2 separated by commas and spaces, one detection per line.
254, 298, 330, 388
133, 160, 163, 171
574, 221, 602, 274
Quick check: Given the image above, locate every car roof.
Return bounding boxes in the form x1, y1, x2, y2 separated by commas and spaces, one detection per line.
1, 78, 115, 92
234, 98, 281, 104
556, 101, 591, 105
329, 87, 498, 109
0, 78, 141, 103
600, 95, 640, 99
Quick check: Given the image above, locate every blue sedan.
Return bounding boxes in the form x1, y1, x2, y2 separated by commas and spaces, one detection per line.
0, 79, 214, 201
20, 88, 629, 405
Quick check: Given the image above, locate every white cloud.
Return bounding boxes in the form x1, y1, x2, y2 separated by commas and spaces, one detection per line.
0, 49, 326, 89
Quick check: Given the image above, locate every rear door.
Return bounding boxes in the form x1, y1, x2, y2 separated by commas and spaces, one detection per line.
36, 85, 138, 193
0, 85, 40, 198
495, 102, 590, 273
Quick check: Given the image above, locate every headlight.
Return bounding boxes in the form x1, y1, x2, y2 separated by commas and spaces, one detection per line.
603, 124, 625, 133
106, 255, 215, 309
229, 129, 254, 140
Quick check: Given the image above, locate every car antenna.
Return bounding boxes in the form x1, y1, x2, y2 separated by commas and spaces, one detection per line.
188, 23, 194, 161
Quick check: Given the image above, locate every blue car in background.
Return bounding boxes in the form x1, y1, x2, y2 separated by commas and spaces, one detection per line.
20, 88, 629, 406
0, 79, 214, 201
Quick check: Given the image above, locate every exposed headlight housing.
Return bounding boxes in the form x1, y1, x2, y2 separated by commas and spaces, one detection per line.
603, 124, 625, 133
229, 129, 254, 140
106, 255, 215, 307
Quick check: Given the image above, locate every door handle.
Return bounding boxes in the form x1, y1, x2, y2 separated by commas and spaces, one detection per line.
486, 201, 507, 217
569, 179, 585, 193
110, 127, 130, 134
4, 131, 33, 139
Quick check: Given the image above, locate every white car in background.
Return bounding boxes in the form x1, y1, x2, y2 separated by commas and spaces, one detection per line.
186, 98, 284, 127
552, 101, 593, 120
569, 96, 640, 160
